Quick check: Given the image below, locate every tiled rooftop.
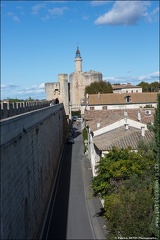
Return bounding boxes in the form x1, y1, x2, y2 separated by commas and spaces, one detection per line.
83, 108, 155, 130
93, 126, 153, 151
85, 92, 158, 105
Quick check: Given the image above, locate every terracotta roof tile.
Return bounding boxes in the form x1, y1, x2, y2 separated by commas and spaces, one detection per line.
93, 126, 153, 151
86, 92, 158, 105
84, 108, 155, 128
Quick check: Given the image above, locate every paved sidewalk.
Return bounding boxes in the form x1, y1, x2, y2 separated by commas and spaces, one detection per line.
81, 154, 107, 239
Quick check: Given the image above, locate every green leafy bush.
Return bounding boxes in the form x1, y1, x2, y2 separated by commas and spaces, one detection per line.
91, 147, 156, 238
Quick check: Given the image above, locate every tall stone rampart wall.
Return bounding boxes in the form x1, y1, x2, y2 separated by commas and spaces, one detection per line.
0, 104, 68, 239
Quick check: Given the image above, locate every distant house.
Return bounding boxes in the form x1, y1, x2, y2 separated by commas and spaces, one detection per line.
85, 114, 153, 176
81, 92, 158, 114
82, 92, 159, 176
112, 83, 142, 94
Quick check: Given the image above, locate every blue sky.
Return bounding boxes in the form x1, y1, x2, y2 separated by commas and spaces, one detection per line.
1, 0, 159, 100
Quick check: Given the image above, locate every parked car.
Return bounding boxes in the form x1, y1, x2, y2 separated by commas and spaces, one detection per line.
69, 129, 74, 137
66, 137, 74, 144
72, 116, 78, 121
77, 117, 82, 122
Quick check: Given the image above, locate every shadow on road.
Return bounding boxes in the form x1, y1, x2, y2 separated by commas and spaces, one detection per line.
41, 142, 73, 240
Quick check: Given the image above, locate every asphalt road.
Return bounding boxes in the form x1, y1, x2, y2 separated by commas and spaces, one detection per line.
41, 122, 107, 240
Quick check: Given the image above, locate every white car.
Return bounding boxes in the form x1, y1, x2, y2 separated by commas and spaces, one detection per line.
77, 117, 82, 122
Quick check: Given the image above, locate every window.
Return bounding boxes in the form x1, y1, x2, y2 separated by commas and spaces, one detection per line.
125, 95, 131, 103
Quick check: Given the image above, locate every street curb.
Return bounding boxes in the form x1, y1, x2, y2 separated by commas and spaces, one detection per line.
81, 156, 107, 240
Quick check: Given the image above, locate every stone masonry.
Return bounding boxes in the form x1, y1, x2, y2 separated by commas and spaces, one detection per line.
0, 104, 68, 239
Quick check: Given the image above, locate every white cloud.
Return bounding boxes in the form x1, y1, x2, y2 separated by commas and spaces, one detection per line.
104, 71, 160, 85
1, 84, 19, 90
17, 83, 45, 95
90, 1, 111, 7
7, 12, 14, 17
94, 1, 151, 26
48, 7, 68, 16
151, 6, 159, 15
16, 6, 25, 15
32, 3, 46, 15
41, 6, 68, 21
82, 15, 90, 20
6, 12, 20, 22
39, 83, 45, 89
138, 71, 160, 81
149, 6, 160, 22
1, 83, 45, 100
12, 16, 20, 22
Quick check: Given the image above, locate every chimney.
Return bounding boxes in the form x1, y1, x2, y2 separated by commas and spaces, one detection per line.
125, 124, 129, 130
138, 112, 141, 122
98, 92, 101, 100
97, 123, 100, 128
141, 126, 145, 138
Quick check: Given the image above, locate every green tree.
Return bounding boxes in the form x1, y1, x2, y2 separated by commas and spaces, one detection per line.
137, 81, 150, 92
104, 181, 154, 239
91, 147, 155, 238
150, 81, 160, 92
92, 147, 155, 198
152, 93, 160, 238
85, 81, 113, 94
153, 93, 160, 161
137, 81, 160, 92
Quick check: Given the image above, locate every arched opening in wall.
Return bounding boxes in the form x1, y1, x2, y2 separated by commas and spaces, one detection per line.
24, 197, 30, 239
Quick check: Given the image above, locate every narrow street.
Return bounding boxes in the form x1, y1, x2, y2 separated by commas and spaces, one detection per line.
41, 122, 107, 240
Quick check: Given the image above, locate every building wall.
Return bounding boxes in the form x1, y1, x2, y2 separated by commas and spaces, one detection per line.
58, 74, 69, 115
70, 71, 102, 109
45, 74, 69, 115
0, 104, 67, 239
113, 87, 142, 93
45, 82, 60, 100
81, 103, 157, 112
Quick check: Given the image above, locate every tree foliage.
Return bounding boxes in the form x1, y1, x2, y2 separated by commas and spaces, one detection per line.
85, 81, 113, 94
137, 81, 160, 92
91, 145, 156, 238
152, 93, 160, 238
92, 147, 155, 198
153, 93, 160, 162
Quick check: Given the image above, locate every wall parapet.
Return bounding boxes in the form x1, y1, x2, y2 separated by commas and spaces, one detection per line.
0, 101, 50, 120
0, 103, 68, 239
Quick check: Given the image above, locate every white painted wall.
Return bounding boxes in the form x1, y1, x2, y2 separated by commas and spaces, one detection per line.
94, 118, 147, 137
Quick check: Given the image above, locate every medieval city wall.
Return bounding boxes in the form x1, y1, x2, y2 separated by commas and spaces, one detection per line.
0, 104, 67, 239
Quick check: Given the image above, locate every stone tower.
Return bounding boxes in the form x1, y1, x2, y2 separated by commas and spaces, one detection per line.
45, 74, 69, 115
70, 47, 103, 110
75, 47, 82, 72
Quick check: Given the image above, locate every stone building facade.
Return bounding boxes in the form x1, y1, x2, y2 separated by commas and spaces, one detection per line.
45, 74, 69, 115
70, 47, 102, 110
45, 47, 103, 113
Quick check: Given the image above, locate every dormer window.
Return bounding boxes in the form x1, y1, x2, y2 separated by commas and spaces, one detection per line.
125, 95, 131, 103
